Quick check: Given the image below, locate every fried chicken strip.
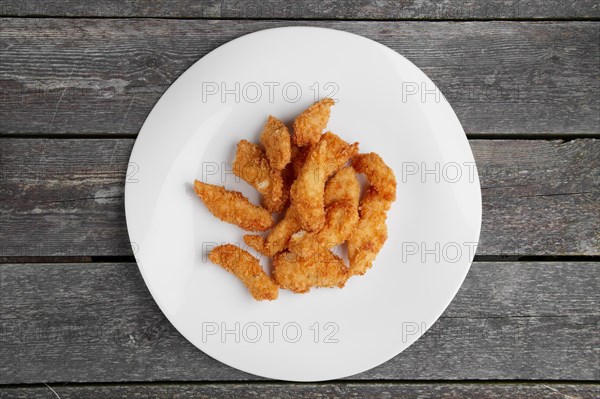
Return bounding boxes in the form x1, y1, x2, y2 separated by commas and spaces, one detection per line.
347, 153, 397, 275
290, 132, 358, 231
260, 116, 292, 170
273, 250, 349, 293
243, 206, 300, 256
242, 234, 267, 255
347, 189, 390, 275
288, 203, 358, 258
242, 144, 313, 256
352, 153, 397, 203
209, 244, 278, 301
323, 165, 361, 207
194, 180, 273, 231
233, 139, 287, 213
288, 167, 360, 257
293, 98, 335, 147
290, 144, 310, 179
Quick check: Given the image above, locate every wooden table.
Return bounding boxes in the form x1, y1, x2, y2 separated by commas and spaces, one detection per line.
1, 1, 598, 397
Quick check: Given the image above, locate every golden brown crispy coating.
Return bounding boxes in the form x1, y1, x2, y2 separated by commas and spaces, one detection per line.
260, 116, 292, 170
270, 182, 290, 214
244, 206, 300, 256
233, 140, 286, 213
288, 167, 360, 258
290, 132, 359, 231
346, 152, 396, 275
347, 189, 389, 276
243, 235, 265, 255
324, 166, 361, 208
278, 161, 295, 214
352, 153, 397, 203
347, 152, 396, 275
194, 180, 273, 232
273, 250, 349, 293
264, 207, 301, 254
242, 234, 266, 255
242, 234, 267, 255
293, 98, 335, 147
209, 244, 278, 301
290, 144, 311, 179
288, 202, 358, 258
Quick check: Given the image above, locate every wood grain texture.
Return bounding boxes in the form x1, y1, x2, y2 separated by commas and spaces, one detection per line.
1, 19, 598, 136
1, 262, 598, 384
0, 383, 598, 399
1, 0, 598, 19
1, 138, 598, 257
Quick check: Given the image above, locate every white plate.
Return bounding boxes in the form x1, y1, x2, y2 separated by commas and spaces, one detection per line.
125, 27, 482, 382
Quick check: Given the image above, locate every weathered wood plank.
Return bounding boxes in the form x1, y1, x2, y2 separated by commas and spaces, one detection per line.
0, 383, 598, 399
0, 139, 132, 258
1, 0, 598, 19
1, 138, 598, 257
1, 262, 598, 383
1, 19, 598, 136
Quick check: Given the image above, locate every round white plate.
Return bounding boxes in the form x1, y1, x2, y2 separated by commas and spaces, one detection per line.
125, 27, 481, 382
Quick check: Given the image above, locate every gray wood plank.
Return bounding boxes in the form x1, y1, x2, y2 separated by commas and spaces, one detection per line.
1, 262, 598, 383
1, 19, 598, 136
1, 138, 598, 257
1, 0, 598, 19
1, 383, 599, 399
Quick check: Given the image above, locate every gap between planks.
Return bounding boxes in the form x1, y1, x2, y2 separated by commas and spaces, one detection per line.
1, 15, 600, 21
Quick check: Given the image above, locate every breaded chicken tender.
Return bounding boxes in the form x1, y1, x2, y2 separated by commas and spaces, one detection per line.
194, 180, 273, 232
290, 144, 310, 179
288, 167, 360, 258
293, 98, 335, 147
347, 189, 390, 275
209, 244, 278, 301
324, 166, 361, 207
242, 234, 267, 255
288, 203, 358, 258
347, 153, 396, 275
242, 146, 313, 256
260, 116, 292, 170
352, 153, 397, 203
243, 206, 300, 256
233, 140, 287, 213
273, 250, 348, 293
290, 132, 358, 231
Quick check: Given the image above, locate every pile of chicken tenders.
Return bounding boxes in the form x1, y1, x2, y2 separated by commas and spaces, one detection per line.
194, 98, 397, 300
